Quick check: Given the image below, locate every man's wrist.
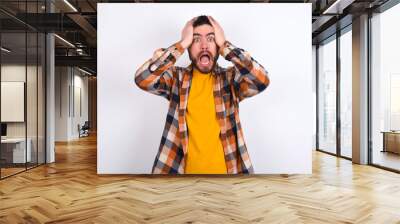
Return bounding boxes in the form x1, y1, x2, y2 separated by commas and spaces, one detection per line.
179, 40, 190, 49
218, 39, 227, 48
174, 42, 185, 54
218, 40, 232, 58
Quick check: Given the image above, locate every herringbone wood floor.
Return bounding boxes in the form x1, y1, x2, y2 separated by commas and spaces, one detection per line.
1, 134, 400, 224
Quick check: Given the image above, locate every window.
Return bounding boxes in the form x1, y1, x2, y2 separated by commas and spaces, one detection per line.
318, 36, 337, 154
340, 28, 352, 158
371, 2, 400, 171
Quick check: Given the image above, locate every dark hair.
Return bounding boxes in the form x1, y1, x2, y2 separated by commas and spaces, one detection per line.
193, 15, 212, 28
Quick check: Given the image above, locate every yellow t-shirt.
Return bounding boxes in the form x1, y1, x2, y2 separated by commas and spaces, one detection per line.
184, 69, 227, 174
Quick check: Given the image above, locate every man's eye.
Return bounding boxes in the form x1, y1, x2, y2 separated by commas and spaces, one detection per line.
193, 38, 201, 43
207, 36, 215, 42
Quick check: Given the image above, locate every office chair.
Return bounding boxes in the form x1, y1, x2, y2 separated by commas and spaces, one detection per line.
79, 121, 90, 138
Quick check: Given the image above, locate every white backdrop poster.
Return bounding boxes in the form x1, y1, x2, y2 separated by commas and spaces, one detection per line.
98, 3, 313, 174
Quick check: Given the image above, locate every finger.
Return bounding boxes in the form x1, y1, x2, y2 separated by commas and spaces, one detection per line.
208, 16, 215, 25
209, 16, 217, 23
185, 19, 192, 27
189, 17, 197, 25
209, 16, 219, 28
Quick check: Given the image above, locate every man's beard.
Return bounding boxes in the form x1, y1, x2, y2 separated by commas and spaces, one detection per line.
189, 50, 219, 74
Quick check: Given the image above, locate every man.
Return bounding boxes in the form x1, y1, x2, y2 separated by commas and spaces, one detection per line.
135, 16, 270, 174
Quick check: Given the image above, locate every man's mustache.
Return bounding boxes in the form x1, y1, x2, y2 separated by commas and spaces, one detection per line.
197, 51, 212, 59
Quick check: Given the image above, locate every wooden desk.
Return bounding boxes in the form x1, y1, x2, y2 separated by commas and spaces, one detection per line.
1, 138, 32, 163
381, 131, 400, 154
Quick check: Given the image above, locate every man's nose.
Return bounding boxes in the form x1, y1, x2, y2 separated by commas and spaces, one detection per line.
200, 40, 208, 50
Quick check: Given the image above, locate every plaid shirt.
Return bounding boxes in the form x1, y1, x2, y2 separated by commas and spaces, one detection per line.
135, 41, 270, 174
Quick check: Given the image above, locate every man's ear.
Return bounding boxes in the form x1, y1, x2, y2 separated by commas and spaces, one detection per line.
187, 45, 193, 56
187, 48, 193, 61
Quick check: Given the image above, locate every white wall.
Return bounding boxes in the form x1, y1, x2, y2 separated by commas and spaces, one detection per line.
55, 67, 89, 141
1, 82, 24, 122
1, 65, 26, 124
98, 3, 313, 174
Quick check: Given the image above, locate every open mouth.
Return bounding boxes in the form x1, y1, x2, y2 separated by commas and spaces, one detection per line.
198, 52, 212, 67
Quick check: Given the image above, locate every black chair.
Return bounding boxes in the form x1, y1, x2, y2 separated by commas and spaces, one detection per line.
79, 121, 90, 138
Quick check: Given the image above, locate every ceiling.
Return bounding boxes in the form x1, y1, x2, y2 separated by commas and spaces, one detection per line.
0, 0, 393, 75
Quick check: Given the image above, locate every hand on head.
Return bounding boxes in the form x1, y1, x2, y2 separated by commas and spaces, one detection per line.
180, 16, 225, 49
207, 16, 226, 48
180, 17, 195, 49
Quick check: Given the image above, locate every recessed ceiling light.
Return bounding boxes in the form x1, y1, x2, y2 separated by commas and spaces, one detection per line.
322, 0, 354, 15
1, 47, 11, 53
78, 67, 93, 76
63, 0, 78, 12
54, 34, 75, 48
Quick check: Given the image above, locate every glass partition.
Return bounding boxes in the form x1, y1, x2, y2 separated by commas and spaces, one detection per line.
0, 1, 46, 179
318, 36, 337, 155
38, 32, 45, 165
1, 31, 28, 177
27, 30, 38, 169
